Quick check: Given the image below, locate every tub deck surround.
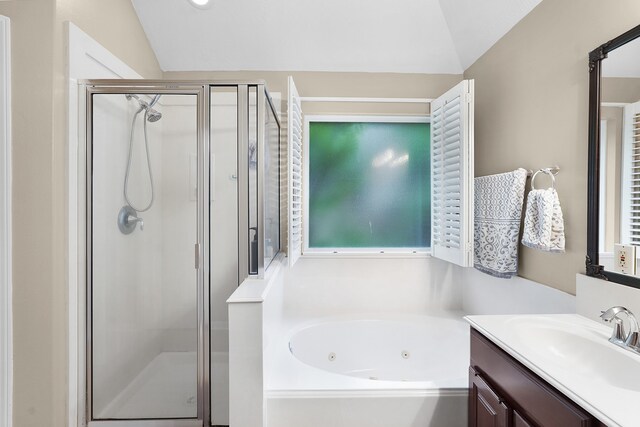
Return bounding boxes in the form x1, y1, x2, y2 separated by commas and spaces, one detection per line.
465, 314, 640, 427
227, 254, 286, 427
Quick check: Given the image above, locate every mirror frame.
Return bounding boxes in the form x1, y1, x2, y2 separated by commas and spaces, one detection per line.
587, 24, 640, 289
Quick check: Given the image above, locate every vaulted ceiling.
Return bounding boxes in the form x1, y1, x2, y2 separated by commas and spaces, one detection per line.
131, 0, 541, 74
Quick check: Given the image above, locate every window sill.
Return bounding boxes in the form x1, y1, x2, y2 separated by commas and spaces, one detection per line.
301, 251, 432, 259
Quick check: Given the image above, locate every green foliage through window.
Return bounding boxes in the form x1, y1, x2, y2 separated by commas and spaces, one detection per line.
308, 121, 430, 249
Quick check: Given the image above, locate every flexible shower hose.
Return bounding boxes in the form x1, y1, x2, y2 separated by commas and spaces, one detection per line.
123, 107, 155, 212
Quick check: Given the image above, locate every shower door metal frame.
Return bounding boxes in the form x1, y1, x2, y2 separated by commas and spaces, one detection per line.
257, 86, 282, 273
237, 85, 250, 283
84, 81, 210, 427
256, 86, 265, 278
237, 84, 282, 280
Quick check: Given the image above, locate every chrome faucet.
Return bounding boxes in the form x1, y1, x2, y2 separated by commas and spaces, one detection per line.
600, 306, 640, 355
127, 213, 144, 231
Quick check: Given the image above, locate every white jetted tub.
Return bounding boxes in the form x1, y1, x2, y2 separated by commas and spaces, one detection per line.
266, 313, 470, 427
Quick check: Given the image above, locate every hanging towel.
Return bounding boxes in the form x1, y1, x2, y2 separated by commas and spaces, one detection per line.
522, 188, 565, 252
473, 168, 528, 278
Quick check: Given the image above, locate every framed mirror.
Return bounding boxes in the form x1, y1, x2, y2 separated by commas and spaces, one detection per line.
587, 24, 640, 289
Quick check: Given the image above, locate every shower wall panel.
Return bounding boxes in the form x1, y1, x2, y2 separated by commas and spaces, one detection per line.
209, 88, 239, 425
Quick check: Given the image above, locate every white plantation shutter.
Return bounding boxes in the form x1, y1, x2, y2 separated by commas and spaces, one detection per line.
630, 113, 640, 244
622, 102, 640, 245
430, 80, 474, 267
288, 76, 303, 266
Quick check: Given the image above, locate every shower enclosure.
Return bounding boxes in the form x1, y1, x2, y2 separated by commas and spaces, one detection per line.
84, 81, 281, 426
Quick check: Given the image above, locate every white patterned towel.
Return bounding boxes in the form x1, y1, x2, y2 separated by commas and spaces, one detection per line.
474, 168, 528, 278
522, 188, 565, 252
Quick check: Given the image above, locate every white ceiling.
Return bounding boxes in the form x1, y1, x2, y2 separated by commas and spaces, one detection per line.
131, 0, 541, 74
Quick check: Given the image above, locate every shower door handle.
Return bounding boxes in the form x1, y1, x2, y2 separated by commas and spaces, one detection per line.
194, 243, 201, 269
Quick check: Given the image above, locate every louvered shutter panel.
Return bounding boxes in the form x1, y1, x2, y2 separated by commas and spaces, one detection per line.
430, 80, 474, 267
630, 113, 640, 244
288, 76, 303, 266
622, 102, 640, 245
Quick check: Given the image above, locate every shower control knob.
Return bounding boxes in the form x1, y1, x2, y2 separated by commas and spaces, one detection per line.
117, 205, 144, 234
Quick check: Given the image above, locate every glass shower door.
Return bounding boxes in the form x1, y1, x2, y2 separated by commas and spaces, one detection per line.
88, 90, 203, 422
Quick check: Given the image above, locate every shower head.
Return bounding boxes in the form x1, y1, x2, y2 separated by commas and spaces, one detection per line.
126, 94, 162, 122
146, 109, 162, 122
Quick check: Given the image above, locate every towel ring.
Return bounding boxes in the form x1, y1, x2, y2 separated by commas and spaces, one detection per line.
531, 168, 556, 190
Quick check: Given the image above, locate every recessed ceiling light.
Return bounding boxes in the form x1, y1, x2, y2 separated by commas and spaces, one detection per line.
189, 0, 211, 9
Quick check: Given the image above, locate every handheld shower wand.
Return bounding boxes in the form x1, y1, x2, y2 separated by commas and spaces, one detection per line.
118, 93, 162, 234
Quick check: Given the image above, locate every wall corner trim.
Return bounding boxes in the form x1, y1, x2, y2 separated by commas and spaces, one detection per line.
66, 21, 141, 427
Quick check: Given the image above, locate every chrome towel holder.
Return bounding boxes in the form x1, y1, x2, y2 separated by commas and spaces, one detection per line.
529, 166, 560, 190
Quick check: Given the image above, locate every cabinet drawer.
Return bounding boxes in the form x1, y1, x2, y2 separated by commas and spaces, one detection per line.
470, 328, 594, 427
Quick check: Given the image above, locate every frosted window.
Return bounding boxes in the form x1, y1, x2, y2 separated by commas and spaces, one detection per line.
308, 121, 430, 249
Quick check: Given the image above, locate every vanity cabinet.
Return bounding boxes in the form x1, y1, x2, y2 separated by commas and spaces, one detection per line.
469, 328, 606, 427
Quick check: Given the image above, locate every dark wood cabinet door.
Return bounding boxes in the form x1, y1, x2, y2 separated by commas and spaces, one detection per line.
513, 410, 533, 427
471, 328, 598, 427
469, 367, 510, 427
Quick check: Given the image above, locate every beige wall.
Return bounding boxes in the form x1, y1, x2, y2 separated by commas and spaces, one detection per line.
0, 1, 59, 426
0, 0, 160, 425
56, 0, 161, 80
164, 70, 462, 115
464, 0, 640, 294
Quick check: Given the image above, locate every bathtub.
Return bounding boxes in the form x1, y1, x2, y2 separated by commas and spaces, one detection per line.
265, 313, 470, 427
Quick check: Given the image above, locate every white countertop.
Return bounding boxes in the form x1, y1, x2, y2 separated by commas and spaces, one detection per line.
465, 314, 640, 427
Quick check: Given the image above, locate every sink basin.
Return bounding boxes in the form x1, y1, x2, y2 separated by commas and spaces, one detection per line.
507, 317, 640, 392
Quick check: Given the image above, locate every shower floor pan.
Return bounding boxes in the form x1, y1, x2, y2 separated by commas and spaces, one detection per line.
98, 351, 197, 419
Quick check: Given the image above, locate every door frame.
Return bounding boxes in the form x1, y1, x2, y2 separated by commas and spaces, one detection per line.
84, 82, 210, 426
